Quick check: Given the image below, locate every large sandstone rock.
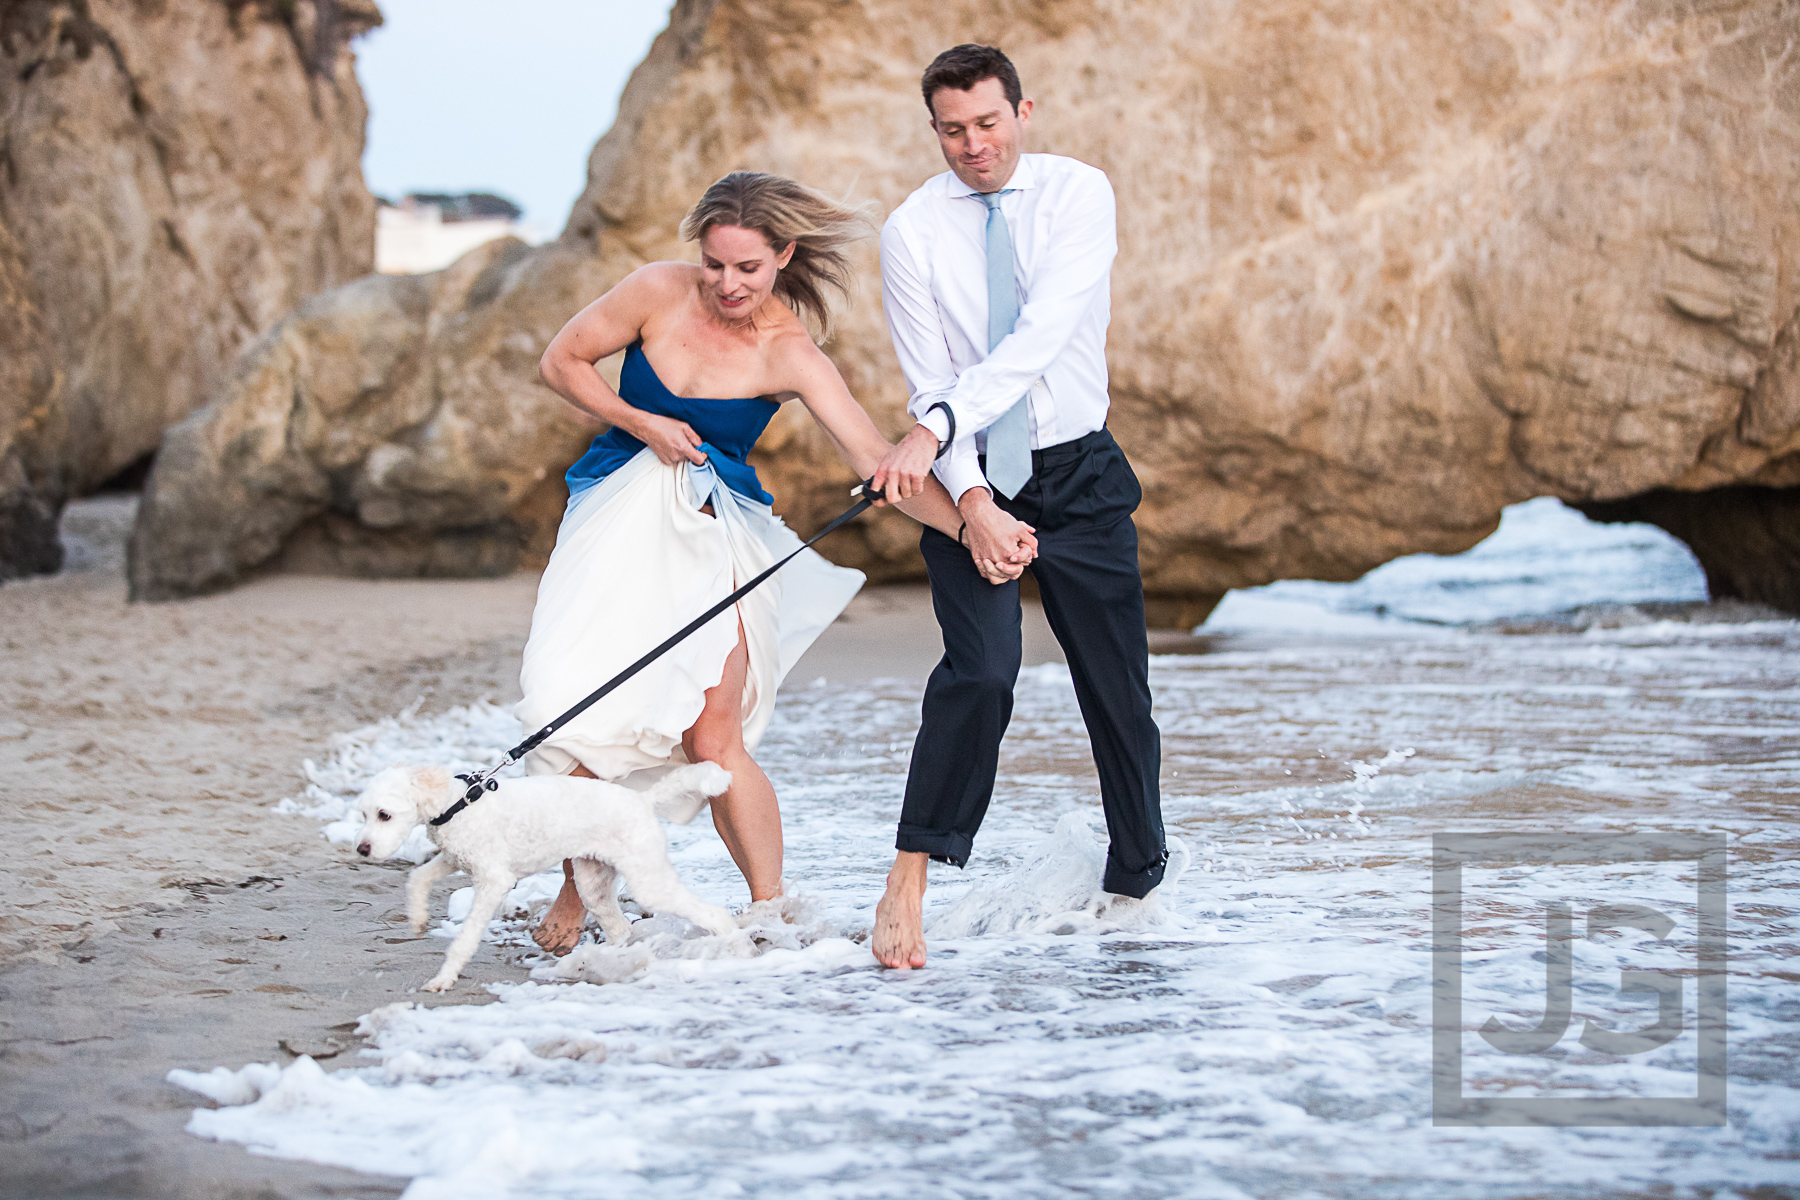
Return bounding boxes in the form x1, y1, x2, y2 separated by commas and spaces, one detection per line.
0, 215, 61, 575
130, 0, 1800, 620
130, 237, 603, 596
0, 0, 378, 580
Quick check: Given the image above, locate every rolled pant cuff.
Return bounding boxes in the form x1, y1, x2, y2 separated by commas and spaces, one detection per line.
1103, 848, 1168, 899
896, 825, 973, 868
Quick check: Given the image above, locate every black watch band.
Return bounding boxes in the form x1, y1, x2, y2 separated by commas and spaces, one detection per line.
925, 401, 956, 460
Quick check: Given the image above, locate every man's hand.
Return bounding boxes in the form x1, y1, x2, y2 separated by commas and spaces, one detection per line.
872, 424, 941, 501
975, 557, 1026, 585
959, 488, 1036, 586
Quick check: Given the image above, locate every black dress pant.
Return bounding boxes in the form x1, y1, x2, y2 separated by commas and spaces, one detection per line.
896, 428, 1167, 898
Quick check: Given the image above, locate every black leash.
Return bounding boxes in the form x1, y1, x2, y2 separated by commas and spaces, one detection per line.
434, 475, 890, 827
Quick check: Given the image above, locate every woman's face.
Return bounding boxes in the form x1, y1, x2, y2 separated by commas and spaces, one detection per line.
698, 224, 794, 322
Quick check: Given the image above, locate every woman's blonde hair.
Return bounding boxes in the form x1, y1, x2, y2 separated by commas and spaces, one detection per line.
680, 171, 870, 340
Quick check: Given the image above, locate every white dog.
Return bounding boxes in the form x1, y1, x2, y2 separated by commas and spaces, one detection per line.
352, 761, 743, 991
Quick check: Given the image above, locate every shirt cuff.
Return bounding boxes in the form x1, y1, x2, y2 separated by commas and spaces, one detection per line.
917, 406, 952, 447
934, 456, 990, 507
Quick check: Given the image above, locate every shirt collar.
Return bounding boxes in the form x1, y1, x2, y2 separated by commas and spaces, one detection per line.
943, 153, 1039, 199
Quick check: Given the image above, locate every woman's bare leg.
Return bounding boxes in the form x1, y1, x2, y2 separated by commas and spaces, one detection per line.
536, 619, 777, 948
683, 622, 783, 902
531, 763, 600, 956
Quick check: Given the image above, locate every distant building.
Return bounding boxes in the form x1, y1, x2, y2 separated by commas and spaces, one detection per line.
375, 192, 542, 274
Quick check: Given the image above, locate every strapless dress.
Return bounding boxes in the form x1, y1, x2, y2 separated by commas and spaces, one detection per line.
564, 341, 779, 504
516, 341, 864, 782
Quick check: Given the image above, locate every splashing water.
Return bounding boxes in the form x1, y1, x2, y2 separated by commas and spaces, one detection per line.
173, 610, 1800, 1198
927, 812, 1192, 939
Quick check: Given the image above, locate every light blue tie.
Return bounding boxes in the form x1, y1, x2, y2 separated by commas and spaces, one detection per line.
979, 191, 1032, 499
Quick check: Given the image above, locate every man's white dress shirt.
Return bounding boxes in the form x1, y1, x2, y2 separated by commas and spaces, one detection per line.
879, 153, 1117, 503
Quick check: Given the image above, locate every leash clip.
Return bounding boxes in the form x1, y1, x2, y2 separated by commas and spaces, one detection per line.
453, 770, 499, 803
435, 769, 500, 828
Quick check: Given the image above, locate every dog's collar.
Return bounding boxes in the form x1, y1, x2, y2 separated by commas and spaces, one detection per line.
429, 773, 498, 827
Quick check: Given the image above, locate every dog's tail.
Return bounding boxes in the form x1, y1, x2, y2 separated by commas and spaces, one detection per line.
647, 762, 733, 825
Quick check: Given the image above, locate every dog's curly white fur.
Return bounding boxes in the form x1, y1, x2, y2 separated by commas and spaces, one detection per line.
352, 761, 741, 992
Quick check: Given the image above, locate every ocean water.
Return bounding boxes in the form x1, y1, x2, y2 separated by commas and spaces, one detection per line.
174, 502, 1800, 1198
1202, 497, 1710, 632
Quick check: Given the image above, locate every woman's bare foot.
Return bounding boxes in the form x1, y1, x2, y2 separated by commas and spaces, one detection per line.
871, 851, 928, 969
532, 859, 586, 956
531, 766, 604, 955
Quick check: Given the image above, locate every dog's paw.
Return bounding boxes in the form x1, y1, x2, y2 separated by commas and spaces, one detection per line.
421, 972, 457, 993
409, 919, 427, 937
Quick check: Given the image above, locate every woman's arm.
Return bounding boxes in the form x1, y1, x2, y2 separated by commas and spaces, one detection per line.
538, 266, 707, 466
778, 338, 1036, 580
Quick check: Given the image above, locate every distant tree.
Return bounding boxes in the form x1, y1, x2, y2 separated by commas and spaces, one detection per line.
460, 193, 523, 221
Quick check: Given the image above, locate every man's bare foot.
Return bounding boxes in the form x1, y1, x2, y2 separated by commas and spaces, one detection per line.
871, 851, 928, 969
532, 860, 586, 956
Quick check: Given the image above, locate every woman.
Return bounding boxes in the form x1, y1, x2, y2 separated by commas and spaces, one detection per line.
524, 172, 977, 954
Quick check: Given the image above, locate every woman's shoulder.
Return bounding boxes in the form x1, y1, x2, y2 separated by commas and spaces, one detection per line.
763, 320, 842, 395
599, 263, 701, 340
616, 260, 701, 300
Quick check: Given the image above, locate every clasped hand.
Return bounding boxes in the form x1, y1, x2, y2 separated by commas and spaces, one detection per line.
960, 490, 1037, 586
872, 423, 1036, 587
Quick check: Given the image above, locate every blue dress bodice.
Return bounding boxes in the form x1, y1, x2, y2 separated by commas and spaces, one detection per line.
565, 342, 780, 504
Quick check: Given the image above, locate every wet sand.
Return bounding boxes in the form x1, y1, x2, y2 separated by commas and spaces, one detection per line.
1, 499, 543, 1196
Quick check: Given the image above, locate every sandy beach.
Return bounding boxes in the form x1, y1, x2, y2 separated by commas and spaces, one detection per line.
0, 498, 537, 1196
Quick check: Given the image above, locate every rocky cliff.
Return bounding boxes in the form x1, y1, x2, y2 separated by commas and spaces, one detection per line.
0, 0, 379, 579
129, 0, 1800, 620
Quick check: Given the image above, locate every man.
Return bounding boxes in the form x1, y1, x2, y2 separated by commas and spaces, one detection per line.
869, 44, 1167, 970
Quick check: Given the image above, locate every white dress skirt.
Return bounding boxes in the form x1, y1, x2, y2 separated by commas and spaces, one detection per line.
516, 447, 864, 781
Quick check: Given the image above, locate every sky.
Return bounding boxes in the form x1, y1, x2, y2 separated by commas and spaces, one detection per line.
353, 1, 677, 238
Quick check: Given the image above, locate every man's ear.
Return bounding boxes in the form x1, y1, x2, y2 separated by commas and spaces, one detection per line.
1017, 97, 1034, 127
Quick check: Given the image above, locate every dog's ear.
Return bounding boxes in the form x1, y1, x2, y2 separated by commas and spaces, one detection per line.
408, 766, 456, 816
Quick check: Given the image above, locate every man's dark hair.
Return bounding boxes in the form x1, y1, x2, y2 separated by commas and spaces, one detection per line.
920, 44, 1022, 118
